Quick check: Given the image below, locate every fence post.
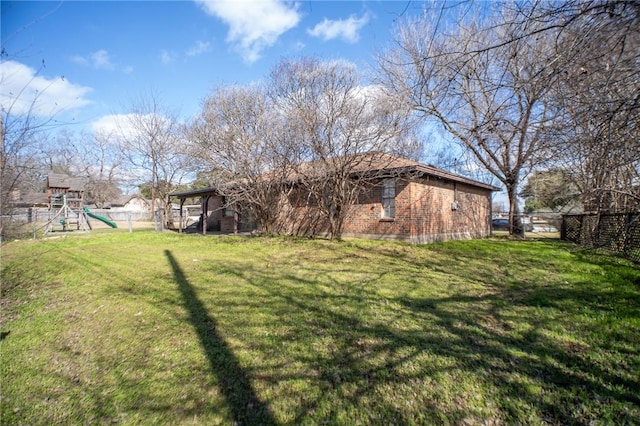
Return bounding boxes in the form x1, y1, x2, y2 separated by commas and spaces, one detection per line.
154, 209, 165, 232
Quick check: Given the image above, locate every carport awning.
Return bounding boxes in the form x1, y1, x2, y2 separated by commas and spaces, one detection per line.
169, 186, 220, 200
169, 186, 223, 234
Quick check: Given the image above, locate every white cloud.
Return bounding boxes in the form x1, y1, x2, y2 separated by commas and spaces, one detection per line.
70, 55, 89, 67
91, 49, 114, 70
71, 49, 115, 70
160, 50, 176, 65
196, 0, 301, 63
91, 114, 133, 137
186, 40, 212, 57
0, 60, 92, 117
307, 13, 369, 43
91, 113, 173, 140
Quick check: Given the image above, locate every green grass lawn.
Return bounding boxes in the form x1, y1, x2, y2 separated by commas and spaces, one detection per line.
1, 231, 639, 425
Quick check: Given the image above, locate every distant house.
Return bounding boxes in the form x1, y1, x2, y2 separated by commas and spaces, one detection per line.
92, 194, 151, 212
9, 191, 49, 208
171, 153, 499, 243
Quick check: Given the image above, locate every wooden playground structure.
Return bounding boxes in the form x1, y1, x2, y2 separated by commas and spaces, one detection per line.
45, 173, 90, 233
44, 173, 118, 234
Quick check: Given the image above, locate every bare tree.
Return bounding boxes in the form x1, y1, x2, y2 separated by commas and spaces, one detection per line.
422, 0, 640, 214
1, 113, 49, 234
189, 58, 417, 239
189, 84, 294, 234
377, 5, 566, 235
46, 129, 123, 208
547, 1, 640, 212
1, 3, 100, 238
0, 60, 60, 238
269, 57, 417, 239
83, 131, 124, 208
117, 92, 193, 227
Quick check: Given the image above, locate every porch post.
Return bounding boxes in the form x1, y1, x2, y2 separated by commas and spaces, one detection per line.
179, 198, 184, 233
202, 195, 210, 235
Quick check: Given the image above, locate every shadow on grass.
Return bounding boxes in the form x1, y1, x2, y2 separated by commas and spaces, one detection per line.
164, 250, 277, 425
208, 240, 640, 424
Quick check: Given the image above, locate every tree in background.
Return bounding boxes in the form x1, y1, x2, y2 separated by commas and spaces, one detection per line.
520, 169, 579, 213
116, 92, 194, 227
190, 170, 221, 189
270, 57, 418, 239
546, 1, 640, 212
46, 129, 123, 208
190, 57, 417, 239
377, 4, 564, 236
378, 0, 640, 233
1, 60, 62, 238
189, 83, 295, 234
83, 131, 124, 208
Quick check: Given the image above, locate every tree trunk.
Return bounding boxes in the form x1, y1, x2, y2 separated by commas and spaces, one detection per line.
165, 196, 174, 229
150, 163, 156, 222
327, 214, 336, 240
506, 182, 524, 238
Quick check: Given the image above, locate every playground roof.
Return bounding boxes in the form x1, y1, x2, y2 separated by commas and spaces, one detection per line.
47, 173, 85, 192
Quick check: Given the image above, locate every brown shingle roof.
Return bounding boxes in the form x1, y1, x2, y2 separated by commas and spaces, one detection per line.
12, 192, 49, 207
47, 173, 85, 192
170, 152, 499, 199
289, 152, 499, 191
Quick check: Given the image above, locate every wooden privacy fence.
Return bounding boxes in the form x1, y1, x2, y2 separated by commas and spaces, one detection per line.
561, 212, 640, 262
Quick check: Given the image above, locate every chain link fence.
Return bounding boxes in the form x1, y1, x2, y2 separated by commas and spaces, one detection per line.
561, 212, 640, 262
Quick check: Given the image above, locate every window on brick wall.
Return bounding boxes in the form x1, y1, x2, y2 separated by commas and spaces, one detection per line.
224, 201, 235, 218
381, 178, 395, 219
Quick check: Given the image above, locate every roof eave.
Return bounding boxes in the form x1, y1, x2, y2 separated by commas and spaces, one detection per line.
169, 186, 220, 199
354, 165, 499, 191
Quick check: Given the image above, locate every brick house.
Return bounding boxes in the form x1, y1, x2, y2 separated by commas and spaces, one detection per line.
280, 153, 499, 243
170, 153, 498, 243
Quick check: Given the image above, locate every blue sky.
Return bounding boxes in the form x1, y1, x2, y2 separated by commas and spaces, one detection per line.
1, 0, 427, 131
2, 1, 507, 201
